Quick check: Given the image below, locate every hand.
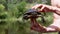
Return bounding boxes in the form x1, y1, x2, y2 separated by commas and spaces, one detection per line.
32, 4, 53, 12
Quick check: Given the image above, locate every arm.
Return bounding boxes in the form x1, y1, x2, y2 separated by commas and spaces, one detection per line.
30, 18, 57, 33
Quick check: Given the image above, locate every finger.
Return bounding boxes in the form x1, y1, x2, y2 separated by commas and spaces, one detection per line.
39, 5, 45, 11
32, 4, 43, 9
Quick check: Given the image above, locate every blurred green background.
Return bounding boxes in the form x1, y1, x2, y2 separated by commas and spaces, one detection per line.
0, 0, 58, 34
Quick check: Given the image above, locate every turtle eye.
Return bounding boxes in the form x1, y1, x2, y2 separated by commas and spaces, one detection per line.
23, 15, 29, 20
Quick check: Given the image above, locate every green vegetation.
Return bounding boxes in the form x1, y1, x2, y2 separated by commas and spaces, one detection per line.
0, 0, 58, 34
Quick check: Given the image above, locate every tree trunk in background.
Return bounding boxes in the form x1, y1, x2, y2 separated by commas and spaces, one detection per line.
5, 29, 8, 34
5, 0, 8, 10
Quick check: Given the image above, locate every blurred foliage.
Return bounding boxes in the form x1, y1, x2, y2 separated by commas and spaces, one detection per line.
17, 1, 27, 18
0, 0, 58, 34
0, 4, 5, 12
